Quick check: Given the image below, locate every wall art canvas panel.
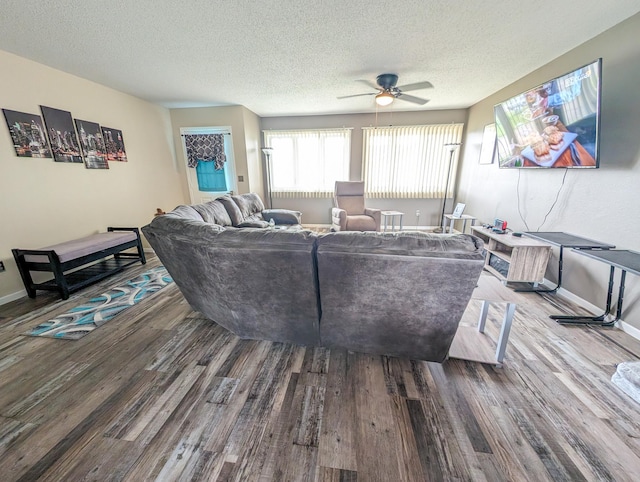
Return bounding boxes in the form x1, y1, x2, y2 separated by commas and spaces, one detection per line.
2, 109, 52, 158
479, 123, 497, 165
74, 119, 109, 169
101, 127, 127, 161
40, 106, 83, 163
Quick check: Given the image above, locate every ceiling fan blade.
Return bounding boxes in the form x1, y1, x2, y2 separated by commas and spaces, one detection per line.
396, 81, 434, 92
396, 93, 429, 105
356, 79, 382, 90
337, 92, 376, 99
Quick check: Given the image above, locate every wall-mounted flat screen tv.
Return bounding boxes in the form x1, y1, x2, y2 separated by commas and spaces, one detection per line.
494, 59, 601, 168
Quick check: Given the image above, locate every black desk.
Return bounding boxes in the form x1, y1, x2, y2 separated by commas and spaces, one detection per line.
520, 232, 615, 293
550, 249, 640, 326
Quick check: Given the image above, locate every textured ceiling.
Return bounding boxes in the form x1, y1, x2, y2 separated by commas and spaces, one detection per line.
1, 1, 639, 117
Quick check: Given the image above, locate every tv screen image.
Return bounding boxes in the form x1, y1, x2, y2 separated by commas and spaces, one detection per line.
494, 59, 601, 168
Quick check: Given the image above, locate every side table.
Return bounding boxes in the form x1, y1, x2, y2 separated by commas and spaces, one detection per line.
550, 249, 640, 326
443, 214, 476, 234
381, 211, 404, 232
448, 275, 517, 367
521, 232, 614, 294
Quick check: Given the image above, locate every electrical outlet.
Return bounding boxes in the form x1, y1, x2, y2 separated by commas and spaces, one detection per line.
415, 210, 420, 217
0, 261, 5, 272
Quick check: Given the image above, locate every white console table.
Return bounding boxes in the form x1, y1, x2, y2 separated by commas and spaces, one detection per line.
443, 214, 477, 234
381, 211, 404, 232
449, 274, 517, 367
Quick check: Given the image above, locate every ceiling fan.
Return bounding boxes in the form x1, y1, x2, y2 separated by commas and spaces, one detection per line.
337, 73, 433, 106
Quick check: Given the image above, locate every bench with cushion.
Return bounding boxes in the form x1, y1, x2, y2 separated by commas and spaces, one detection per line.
12, 227, 145, 300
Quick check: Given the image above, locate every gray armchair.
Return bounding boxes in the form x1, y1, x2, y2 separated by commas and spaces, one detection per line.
331, 181, 381, 232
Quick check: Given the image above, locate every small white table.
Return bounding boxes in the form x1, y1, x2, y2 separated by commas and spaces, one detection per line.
381, 211, 404, 232
448, 275, 517, 367
443, 214, 477, 234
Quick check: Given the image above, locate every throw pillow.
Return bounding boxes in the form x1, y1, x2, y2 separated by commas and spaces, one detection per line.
237, 220, 269, 228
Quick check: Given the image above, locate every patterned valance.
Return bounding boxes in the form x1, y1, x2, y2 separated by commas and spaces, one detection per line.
184, 134, 226, 169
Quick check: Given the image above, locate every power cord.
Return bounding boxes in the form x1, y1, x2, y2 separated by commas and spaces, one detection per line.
516, 169, 530, 231
536, 169, 568, 231
517, 168, 569, 232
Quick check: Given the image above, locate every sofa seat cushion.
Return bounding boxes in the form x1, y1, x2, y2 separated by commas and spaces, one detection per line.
24, 231, 137, 263
345, 215, 378, 232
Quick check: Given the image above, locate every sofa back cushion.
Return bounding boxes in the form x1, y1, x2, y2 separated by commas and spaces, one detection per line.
232, 193, 265, 220
218, 195, 244, 226
335, 181, 366, 215
315, 231, 485, 362
169, 204, 205, 221
337, 196, 365, 215
191, 200, 233, 226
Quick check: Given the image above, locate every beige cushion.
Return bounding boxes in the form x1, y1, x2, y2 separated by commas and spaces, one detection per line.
337, 196, 365, 215
346, 215, 378, 231
24, 232, 137, 263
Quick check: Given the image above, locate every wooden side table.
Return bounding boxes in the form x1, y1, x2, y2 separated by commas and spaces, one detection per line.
443, 214, 477, 234
470, 226, 552, 285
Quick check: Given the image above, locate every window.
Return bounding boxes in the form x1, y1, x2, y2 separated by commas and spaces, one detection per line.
180, 127, 236, 204
196, 160, 227, 192
263, 128, 351, 198
362, 124, 464, 198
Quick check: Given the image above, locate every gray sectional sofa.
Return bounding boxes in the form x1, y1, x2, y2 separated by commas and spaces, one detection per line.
142, 194, 486, 362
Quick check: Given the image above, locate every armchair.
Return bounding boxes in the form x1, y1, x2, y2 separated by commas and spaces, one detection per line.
331, 181, 381, 232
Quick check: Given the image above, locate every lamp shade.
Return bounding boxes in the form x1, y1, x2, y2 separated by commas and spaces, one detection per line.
375, 92, 394, 106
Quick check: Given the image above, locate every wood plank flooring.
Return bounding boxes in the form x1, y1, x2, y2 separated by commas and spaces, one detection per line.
1, 256, 640, 481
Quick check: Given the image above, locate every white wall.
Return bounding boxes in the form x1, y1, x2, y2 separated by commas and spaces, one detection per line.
457, 13, 640, 330
261, 109, 468, 225
0, 50, 185, 301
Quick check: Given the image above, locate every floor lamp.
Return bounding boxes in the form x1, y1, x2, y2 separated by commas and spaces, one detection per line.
261, 147, 274, 208
435, 142, 461, 233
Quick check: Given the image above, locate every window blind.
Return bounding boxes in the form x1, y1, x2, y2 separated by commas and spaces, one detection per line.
362, 124, 464, 198
263, 128, 351, 198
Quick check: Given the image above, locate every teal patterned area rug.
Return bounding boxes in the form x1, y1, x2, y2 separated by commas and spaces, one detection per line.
24, 266, 173, 340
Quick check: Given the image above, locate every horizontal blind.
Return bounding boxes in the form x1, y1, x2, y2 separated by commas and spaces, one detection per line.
263, 129, 351, 198
362, 124, 464, 198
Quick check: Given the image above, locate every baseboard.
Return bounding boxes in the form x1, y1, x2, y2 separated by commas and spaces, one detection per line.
620, 319, 640, 341
556, 285, 640, 342
0, 289, 28, 306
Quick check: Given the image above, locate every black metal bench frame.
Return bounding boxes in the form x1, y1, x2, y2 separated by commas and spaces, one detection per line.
12, 227, 146, 300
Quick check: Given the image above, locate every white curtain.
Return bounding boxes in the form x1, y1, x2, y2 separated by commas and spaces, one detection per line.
362, 124, 464, 198
263, 129, 351, 198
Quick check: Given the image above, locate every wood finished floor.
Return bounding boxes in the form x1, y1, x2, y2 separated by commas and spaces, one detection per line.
1, 257, 640, 481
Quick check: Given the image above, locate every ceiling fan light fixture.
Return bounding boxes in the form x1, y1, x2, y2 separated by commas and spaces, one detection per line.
375, 91, 394, 106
